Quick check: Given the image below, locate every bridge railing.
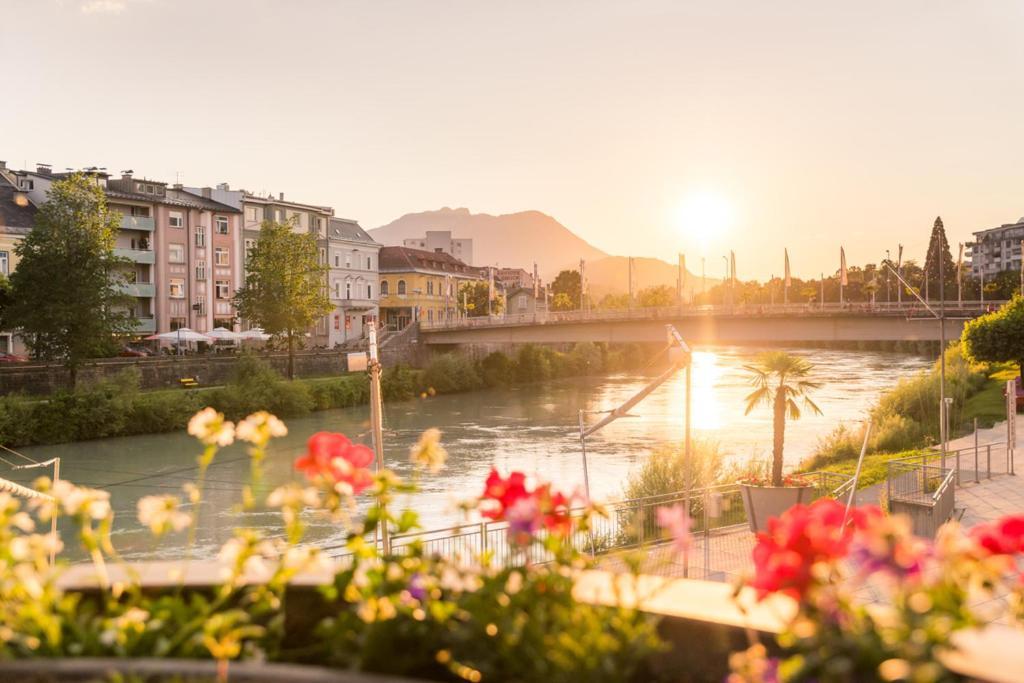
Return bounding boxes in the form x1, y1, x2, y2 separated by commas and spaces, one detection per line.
419, 300, 1006, 331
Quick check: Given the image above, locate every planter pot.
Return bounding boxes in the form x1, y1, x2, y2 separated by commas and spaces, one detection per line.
0, 658, 424, 683
739, 482, 815, 533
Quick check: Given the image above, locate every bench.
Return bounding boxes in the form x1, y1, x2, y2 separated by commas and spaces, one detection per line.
179, 377, 199, 388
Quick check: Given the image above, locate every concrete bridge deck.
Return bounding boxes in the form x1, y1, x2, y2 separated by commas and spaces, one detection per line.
420, 301, 1001, 346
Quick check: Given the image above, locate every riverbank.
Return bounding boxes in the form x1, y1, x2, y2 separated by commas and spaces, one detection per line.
0, 342, 650, 448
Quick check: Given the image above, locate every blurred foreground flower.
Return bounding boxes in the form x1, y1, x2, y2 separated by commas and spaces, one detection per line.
188, 407, 235, 447
409, 428, 447, 473
656, 503, 692, 555
295, 432, 374, 495
236, 411, 287, 447
480, 469, 575, 545
137, 494, 191, 538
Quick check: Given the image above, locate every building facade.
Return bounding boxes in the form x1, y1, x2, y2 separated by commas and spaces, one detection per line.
505, 287, 547, 318
327, 217, 380, 347
967, 220, 1024, 279
494, 267, 535, 292
401, 230, 474, 266
0, 162, 36, 353
378, 246, 480, 329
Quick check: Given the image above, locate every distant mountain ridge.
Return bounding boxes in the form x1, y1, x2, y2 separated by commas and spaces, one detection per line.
369, 207, 715, 296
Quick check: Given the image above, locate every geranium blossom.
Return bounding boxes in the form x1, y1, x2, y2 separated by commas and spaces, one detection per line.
236, 411, 287, 447
657, 503, 693, 554
188, 407, 235, 447
294, 432, 375, 495
479, 469, 575, 545
969, 514, 1024, 556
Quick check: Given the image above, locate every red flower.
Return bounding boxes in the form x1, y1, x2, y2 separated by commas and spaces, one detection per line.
480, 469, 576, 542
970, 515, 1024, 556
750, 498, 872, 600
294, 432, 375, 495
481, 469, 530, 520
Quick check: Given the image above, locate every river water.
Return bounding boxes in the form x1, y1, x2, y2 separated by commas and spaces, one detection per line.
10, 346, 930, 560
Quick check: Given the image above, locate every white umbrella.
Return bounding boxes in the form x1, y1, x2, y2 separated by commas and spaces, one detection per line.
238, 328, 271, 341
207, 327, 242, 342
145, 328, 214, 343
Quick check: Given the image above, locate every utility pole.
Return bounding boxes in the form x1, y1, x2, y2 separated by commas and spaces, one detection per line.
897, 244, 903, 305
367, 327, 388, 553
939, 227, 947, 468
886, 249, 891, 303
701, 257, 706, 301
628, 257, 634, 310
820, 273, 824, 310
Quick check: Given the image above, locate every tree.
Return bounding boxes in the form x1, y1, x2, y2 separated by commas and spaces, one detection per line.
7, 174, 134, 385
457, 280, 503, 317
637, 285, 674, 308
234, 220, 331, 379
597, 292, 629, 310
550, 270, 581, 310
743, 352, 822, 487
962, 296, 1024, 381
923, 216, 956, 301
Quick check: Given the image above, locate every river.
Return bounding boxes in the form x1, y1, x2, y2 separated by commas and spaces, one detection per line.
9, 346, 931, 560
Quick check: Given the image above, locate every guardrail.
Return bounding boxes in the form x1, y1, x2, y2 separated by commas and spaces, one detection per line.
887, 441, 1013, 485
323, 470, 853, 579
886, 459, 957, 537
419, 300, 1006, 331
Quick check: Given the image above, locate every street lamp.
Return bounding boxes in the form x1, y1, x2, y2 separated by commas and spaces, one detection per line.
885, 249, 891, 304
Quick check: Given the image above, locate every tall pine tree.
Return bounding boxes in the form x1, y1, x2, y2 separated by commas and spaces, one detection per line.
922, 216, 956, 301
8, 174, 134, 385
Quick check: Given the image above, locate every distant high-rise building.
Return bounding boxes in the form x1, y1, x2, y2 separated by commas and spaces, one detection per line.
402, 230, 473, 266
967, 220, 1024, 278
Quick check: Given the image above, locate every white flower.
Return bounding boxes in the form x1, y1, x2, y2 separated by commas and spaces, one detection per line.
217, 532, 277, 583
409, 428, 447, 473
55, 482, 111, 520
266, 484, 319, 510
136, 495, 191, 537
236, 411, 287, 447
187, 407, 235, 447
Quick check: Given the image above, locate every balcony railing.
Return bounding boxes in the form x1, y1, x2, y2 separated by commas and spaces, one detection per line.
114, 248, 155, 264
120, 215, 155, 232
118, 282, 155, 298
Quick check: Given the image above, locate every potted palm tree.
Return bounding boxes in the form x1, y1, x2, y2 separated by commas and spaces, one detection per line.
739, 351, 822, 532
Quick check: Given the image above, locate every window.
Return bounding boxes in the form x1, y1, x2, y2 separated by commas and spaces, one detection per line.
169, 278, 185, 298
275, 209, 284, 222
146, 184, 156, 194
214, 248, 229, 266
345, 281, 352, 299
334, 254, 340, 267
380, 280, 389, 296
170, 317, 187, 331
215, 280, 230, 299
312, 216, 322, 233
334, 281, 341, 298
345, 253, 351, 268
367, 283, 373, 299
195, 226, 205, 247
320, 248, 326, 264
246, 206, 261, 222
244, 238, 256, 256
169, 211, 184, 228
215, 216, 229, 234
427, 280, 434, 295
427, 309, 433, 323
367, 256, 372, 270
0, 251, 8, 276
130, 206, 149, 217
194, 294, 206, 316
196, 261, 207, 281
397, 280, 406, 295
18, 179, 33, 191
169, 244, 185, 264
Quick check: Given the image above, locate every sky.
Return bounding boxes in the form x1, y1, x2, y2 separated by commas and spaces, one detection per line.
3, 0, 1024, 279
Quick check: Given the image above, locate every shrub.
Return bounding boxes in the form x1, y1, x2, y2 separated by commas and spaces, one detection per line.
381, 365, 422, 402
567, 342, 604, 376
207, 353, 313, 420
622, 439, 732, 501
480, 351, 515, 387
515, 344, 552, 382
421, 353, 483, 394
308, 375, 370, 411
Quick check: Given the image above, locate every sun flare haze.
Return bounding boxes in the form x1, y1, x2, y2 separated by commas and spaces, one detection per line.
673, 191, 735, 255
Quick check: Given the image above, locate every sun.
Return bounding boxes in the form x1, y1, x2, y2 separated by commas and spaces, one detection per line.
672, 191, 735, 253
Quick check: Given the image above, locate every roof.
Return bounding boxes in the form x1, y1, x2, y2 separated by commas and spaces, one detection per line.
0, 174, 37, 233
379, 246, 482, 277
328, 217, 377, 246
166, 188, 241, 213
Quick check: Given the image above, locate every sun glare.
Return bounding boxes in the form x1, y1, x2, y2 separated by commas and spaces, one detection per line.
673, 191, 735, 252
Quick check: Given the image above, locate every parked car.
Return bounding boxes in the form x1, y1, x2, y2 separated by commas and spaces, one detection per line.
0, 352, 28, 363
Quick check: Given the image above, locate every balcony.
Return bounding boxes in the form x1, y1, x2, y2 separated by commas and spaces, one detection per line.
337, 298, 378, 311
131, 316, 156, 334
114, 248, 155, 264
120, 215, 155, 232
118, 282, 155, 298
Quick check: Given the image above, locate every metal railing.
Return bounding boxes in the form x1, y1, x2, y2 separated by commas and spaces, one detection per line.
322, 470, 853, 580
887, 441, 1013, 486
886, 459, 957, 537
419, 300, 1007, 332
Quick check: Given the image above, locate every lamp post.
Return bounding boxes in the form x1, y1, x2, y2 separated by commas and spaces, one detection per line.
886, 249, 891, 304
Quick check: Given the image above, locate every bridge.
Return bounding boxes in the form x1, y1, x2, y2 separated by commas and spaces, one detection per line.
419, 301, 1004, 347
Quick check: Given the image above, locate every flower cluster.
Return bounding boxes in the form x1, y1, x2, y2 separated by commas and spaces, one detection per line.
295, 432, 375, 495
656, 503, 693, 555
188, 407, 235, 447
409, 428, 447, 473
136, 494, 191, 538
479, 469, 576, 545
969, 514, 1024, 556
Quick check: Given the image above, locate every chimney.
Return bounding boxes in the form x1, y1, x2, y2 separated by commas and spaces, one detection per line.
279, 192, 284, 201
201, 187, 212, 199
0, 160, 6, 170
36, 163, 52, 176
121, 171, 133, 181
172, 183, 183, 190
216, 182, 230, 191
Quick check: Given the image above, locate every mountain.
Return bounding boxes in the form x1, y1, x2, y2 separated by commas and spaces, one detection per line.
369, 207, 717, 296
369, 207, 606, 275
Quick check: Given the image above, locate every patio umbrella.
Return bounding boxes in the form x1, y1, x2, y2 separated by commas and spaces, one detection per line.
207, 327, 242, 342
238, 328, 271, 341
145, 328, 214, 343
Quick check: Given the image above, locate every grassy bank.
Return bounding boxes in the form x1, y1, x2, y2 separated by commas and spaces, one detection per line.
0, 342, 651, 449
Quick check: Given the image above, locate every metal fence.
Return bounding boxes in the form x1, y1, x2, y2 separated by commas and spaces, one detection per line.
323, 470, 852, 581
887, 441, 1013, 487
886, 459, 957, 537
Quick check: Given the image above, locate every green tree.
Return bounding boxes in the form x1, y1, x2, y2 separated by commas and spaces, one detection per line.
550, 270, 581, 310
637, 285, 674, 308
234, 220, 331, 379
597, 292, 629, 310
923, 216, 956, 301
743, 351, 822, 486
457, 280, 503, 317
7, 174, 133, 384
962, 295, 1024, 381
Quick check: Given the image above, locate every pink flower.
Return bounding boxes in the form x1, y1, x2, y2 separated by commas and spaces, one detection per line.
294, 432, 374, 495
657, 504, 693, 554
480, 470, 576, 544
970, 514, 1024, 556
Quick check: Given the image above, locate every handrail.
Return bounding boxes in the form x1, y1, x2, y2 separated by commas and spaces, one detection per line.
932, 467, 957, 504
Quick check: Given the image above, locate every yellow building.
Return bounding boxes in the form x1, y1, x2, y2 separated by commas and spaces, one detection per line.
378, 246, 481, 329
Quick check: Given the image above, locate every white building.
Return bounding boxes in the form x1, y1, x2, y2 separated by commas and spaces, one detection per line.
402, 230, 473, 266
967, 220, 1024, 278
327, 217, 380, 347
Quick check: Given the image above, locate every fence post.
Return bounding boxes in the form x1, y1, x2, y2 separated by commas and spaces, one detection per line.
974, 418, 980, 484
987, 444, 992, 479
480, 521, 487, 554
955, 447, 961, 487
703, 487, 711, 580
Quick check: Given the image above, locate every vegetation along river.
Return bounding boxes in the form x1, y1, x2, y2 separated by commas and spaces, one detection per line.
10, 346, 930, 561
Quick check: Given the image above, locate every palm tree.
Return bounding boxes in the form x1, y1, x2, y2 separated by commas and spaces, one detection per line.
743, 351, 822, 487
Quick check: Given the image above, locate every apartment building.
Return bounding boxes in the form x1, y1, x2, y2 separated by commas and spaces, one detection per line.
378, 246, 481, 329
0, 162, 36, 353
494, 267, 535, 291
402, 230, 474, 266
967, 220, 1024, 278
327, 217, 380, 347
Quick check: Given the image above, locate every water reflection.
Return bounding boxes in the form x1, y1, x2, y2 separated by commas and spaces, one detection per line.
9, 346, 930, 560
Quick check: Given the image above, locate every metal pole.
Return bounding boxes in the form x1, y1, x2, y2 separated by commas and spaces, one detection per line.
578, 410, 592, 503
987, 444, 992, 480
974, 418, 980, 484
683, 358, 692, 579
702, 487, 710, 579
939, 247, 947, 470
50, 457, 60, 566
820, 273, 824, 310
367, 327, 388, 554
